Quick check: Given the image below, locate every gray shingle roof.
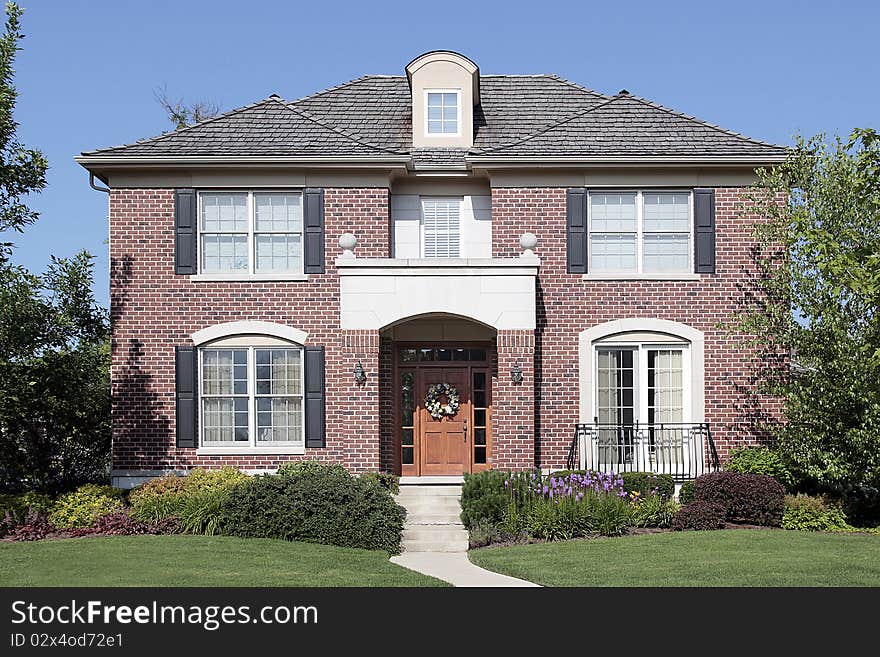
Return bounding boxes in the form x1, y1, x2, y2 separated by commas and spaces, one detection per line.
82, 75, 786, 162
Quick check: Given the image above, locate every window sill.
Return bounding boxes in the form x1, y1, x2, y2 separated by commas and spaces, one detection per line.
582, 273, 702, 281
196, 446, 306, 456
190, 274, 310, 282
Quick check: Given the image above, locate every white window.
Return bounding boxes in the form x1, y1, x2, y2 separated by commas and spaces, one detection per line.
199, 191, 303, 275
589, 191, 692, 274
425, 90, 459, 136
199, 345, 304, 448
421, 197, 461, 258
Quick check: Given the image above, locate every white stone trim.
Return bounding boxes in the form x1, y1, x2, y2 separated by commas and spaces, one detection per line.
582, 273, 701, 281
578, 318, 705, 424
191, 321, 307, 346
196, 447, 306, 456
190, 274, 309, 282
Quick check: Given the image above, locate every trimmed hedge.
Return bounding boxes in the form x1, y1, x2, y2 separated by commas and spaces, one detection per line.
725, 446, 794, 490
460, 470, 508, 529
219, 462, 405, 554
672, 501, 726, 531
693, 472, 785, 526
678, 480, 696, 504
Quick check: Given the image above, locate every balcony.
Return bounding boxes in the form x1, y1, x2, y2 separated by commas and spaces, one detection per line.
335, 232, 540, 331
567, 422, 719, 481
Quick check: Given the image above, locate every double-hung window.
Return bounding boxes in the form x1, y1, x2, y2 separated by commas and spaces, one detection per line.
421, 197, 461, 258
200, 345, 304, 448
589, 191, 692, 274
425, 91, 459, 136
199, 191, 303, 275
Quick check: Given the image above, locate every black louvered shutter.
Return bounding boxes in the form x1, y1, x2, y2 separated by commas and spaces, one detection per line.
174, 189, 197, 274
303, 188, 325, 274
566, 189, 588, 273
693, 188, 716, 274
304, 346, 326, 448
175, 346, 197, 448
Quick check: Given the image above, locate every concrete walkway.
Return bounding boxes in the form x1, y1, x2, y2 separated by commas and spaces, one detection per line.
391, 552, 541, 587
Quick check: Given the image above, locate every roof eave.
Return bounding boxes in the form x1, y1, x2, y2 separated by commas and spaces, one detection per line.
75, 155, 412, 170
466, 155, 788, 168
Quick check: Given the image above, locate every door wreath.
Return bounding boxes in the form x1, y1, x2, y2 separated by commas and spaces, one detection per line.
425, 382, 460, 420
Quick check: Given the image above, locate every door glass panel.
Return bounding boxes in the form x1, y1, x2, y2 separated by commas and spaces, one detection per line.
596, 348, 636, 465
402, 447, 414, 465
400, 370, 416, 467
473, 371, 486, 389
474, 447, 487, 464
472, 370, 489, 467
648, 349, 685, 467
400, 349, 417, 363
473, 409, 486, 426
474, 428, 486, 445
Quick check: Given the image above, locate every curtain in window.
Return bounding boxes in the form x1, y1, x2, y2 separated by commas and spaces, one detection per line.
648, 349, 684, 465
255, 349, 302, 442
201, 349, 248, 442
590, 193, 637, 272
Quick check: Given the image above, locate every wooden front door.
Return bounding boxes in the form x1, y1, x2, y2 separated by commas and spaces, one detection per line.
396, 344, 493, 476
420, 368, 470, 475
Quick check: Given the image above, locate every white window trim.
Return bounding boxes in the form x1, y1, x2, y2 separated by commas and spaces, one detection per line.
196, 340, 306, 455
586, 190, 694, 278
578, 319, 705, 425
419, 196, 463, 258
195, 190, 307, 280
423, 89, 462, 138
591, 343, 691, 426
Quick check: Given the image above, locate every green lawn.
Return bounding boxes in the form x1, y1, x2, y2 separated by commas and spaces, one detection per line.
470, 529, 880, 586
0, 535, 447, 587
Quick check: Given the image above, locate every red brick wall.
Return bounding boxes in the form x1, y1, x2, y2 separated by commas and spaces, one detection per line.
491, 186, 779, 469
492, 330, 536, 469
109, 188, 389, 475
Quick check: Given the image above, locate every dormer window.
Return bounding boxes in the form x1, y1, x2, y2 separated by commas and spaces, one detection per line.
425, 90, 460, 136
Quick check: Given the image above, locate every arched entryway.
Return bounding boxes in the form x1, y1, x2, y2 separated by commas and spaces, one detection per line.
379, 313, 497, 476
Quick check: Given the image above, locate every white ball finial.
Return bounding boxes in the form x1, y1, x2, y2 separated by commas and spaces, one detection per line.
338, 233, 357, 258
519, 232, 537, 257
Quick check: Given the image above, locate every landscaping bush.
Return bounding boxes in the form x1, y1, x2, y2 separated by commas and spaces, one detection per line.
360, 471, 400, 495
671, 501, 726, 531
693, 472, 785, 526
129, 467, 249, 529
467, 520, 523, 549
620, 472, 675, 500
219, 462, 404, 553
460, 470, 509, 529
590, 491, 633, 536
48, 484, 125, 529
631, 493, 681, 528
68, 512, 180, 537
782, 494, 852, 532
726, 446, 794, 490
678, 480, 696, 504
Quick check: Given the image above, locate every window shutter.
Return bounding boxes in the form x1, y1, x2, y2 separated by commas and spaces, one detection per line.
566, 189, 588, 273
304, 346, 326, 448
175, 346, 197, 448
693, 188, 716, 274
174, 189, 197, 274
303, 188, 325, 274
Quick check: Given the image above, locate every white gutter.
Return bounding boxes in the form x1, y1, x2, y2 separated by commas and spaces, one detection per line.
75, 155, 412, 169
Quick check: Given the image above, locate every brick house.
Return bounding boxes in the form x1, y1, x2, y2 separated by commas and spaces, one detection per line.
78, 51, 786, 488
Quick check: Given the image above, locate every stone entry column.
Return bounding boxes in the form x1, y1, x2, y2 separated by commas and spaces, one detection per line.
492, 329, 536, 470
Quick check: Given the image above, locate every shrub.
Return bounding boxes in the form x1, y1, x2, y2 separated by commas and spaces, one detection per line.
631, 493, 681, 528
460, 470, 509, 529
219, 462, 404, 553
360, 472, 400, 495
5, 509, 52, 541
693, 472, 785, 526
0, 492, 53, 534
48, 484, 125, 529
620, 472, 675, 500
68, 512, 180, 537
590, 491, 633, 536
782, 494, 852, 532
672, 501, 726, 531
129, 467, 248, 528
678, 480, 696, 504
726, 446, 794, 490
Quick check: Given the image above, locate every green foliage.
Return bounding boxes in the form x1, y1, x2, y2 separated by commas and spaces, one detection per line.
782, 494, 852, 532
589, 492, 633, 537
678, 480, 696, 504
631, 493, 681, 528
360, 471, 399, 495
619, 472, 675, 500
460, 470, 509, 529
128, 467, 248, 529
219, 462, 404, 554
467, 521, 520, 549
671, 501, 726, 531
0, 491, 51, 521
734, 128, 880, 504
726, 446, 794, 490
693, 472, 786, 526
47, 484, 124, 529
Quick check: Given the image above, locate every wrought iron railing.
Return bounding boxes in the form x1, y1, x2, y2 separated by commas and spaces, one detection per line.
566, 422, 719, 481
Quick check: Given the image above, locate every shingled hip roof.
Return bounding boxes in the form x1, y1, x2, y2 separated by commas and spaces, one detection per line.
78, 74, 787, 165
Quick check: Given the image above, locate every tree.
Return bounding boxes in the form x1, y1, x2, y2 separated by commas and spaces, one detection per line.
154, 84, 220, 130
0, 3, 110, 493
737, 128, 880, 519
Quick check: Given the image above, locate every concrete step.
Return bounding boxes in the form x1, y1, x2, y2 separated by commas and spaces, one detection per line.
397, 497, 462, 511
396, 485, 462, 498
402, 539, 469, 553
405, 511, 464, 525
403, 526, 469, 542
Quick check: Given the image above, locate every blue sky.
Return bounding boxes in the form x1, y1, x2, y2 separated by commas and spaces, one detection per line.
11, 0, 879, 306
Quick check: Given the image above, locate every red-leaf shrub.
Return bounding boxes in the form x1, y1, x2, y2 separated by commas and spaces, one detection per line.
68, 513, 180, 537
693, 472, 785, 526
5, 510, 52, 541
671, 501, 726, 531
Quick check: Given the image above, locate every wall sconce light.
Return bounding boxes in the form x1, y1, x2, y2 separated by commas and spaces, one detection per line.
353, 360, 367, 385
511, 363, 523, 384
